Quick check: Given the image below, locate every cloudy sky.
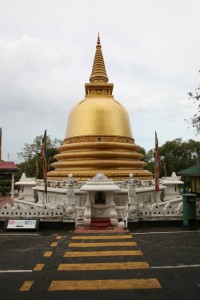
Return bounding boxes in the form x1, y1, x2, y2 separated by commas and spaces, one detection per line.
0, 0, 199, 162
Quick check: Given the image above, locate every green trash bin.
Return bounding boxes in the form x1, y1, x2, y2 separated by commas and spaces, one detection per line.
182, 193, 197, 226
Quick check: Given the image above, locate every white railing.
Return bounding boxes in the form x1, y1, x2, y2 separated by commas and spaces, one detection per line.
115, 205, 128, 227
0, 200, 200, 222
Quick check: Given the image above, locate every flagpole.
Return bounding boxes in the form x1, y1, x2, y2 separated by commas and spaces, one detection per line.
41, 130, 48, 205
0, 128, 2, 161
155, 131, 160, 202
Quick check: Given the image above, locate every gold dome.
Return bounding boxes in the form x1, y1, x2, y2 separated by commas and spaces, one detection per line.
65, 97, 133, 139
48, 35, 152, 181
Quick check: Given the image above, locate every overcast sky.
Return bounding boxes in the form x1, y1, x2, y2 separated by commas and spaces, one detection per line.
0, 0, 199, 162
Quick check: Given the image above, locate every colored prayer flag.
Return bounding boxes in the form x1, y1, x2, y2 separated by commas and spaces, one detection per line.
155, 131, 160, 193
0, 128, 2, 161
41, 130, 47, 194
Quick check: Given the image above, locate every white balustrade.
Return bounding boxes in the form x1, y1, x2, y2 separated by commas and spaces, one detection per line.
12, 204, 26, 217
0, 204, 13, 217
26, 204, 40, 217
115, 206, 127, 219
176, 203, 183, 215
52, 204, 64, 217
40, 204, 53, 217
139, 203, 151, 217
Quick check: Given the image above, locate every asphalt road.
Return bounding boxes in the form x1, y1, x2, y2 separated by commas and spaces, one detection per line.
0, 227, 200, 300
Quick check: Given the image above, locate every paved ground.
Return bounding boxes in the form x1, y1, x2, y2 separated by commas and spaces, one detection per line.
0, 226, 200, 300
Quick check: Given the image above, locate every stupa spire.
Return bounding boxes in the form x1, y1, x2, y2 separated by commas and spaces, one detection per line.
89, 34, 109, 83
48, 35, 153, 181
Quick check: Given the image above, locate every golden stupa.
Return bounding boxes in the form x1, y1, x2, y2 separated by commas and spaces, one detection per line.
47, 35, 152, 181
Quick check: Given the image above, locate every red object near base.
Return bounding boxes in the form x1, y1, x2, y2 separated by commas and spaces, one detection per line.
91, 218, 112, 227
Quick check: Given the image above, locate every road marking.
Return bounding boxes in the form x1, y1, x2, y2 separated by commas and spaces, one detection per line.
151, 264, 200, 269
0, 233, 39, 236
58, 262, 150, 271
68, 242, 137, 247
43, 251, 53, 257
72, 235, 132, 240
50, 242, 58, 247
56, 236, 62, 240
33, 264, 44, 271
64, 250, 143, 257
49, 278, 161, 291
132, 230, 200, 235
19, 280, 34, 291
0, 270, 32, 273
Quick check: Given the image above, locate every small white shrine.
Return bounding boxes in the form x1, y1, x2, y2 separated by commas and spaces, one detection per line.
80, 173, 120, 226
15, 173, 37, 203
161, 172, 183, 201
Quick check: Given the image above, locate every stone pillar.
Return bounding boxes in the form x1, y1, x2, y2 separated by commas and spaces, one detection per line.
109, 193, 118, 225
83, 194, 91, 225
155, 190, 162, 203
65, 174, 76, 220
127, 173, 139, 222
11, 173, 14, 200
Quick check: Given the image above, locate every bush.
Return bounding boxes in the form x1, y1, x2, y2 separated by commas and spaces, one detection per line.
0, 182, 11, 196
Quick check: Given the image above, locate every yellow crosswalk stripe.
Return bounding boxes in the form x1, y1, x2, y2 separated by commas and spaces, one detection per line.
68, 242, 137, 247
56, 236, 62, 240
64, 250, 143, 257
49, 278, 161, 291
72, 235, 132, 240
50, 242, 58, 247
33, 264, 44, 271
19, 280, 34, 291
58, 262, 150, 270
43, 251, 53, 257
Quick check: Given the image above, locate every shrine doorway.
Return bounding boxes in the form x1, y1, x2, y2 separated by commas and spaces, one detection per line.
95, 191, 106, 204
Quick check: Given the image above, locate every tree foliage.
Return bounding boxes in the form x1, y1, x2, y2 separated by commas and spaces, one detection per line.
0, 181, 11, 196
17, 135, 62, 179
188, 71, 200, 134
138, 146, 146, 156
145, 138, 200, 177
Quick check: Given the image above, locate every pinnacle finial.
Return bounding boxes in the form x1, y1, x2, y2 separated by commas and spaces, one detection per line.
97, 33, 100, 44
89, 34, 109, 83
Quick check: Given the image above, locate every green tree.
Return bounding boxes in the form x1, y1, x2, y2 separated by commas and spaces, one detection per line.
145, 138, 200, 177
144, 149, 155, 174
188, 71, 200, 133
0, 181, 11, 196
17, 135, 62, 179
138, 146, 146, 156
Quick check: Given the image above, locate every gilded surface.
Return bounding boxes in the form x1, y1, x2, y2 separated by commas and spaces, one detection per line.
48, 169, 153, 181
65, 97, 133, 139
65, 135, 134, 144
55, 150, 143, 160
59, 142, 140, 151
89, 33, 108, 83
47, 35, 153, 181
